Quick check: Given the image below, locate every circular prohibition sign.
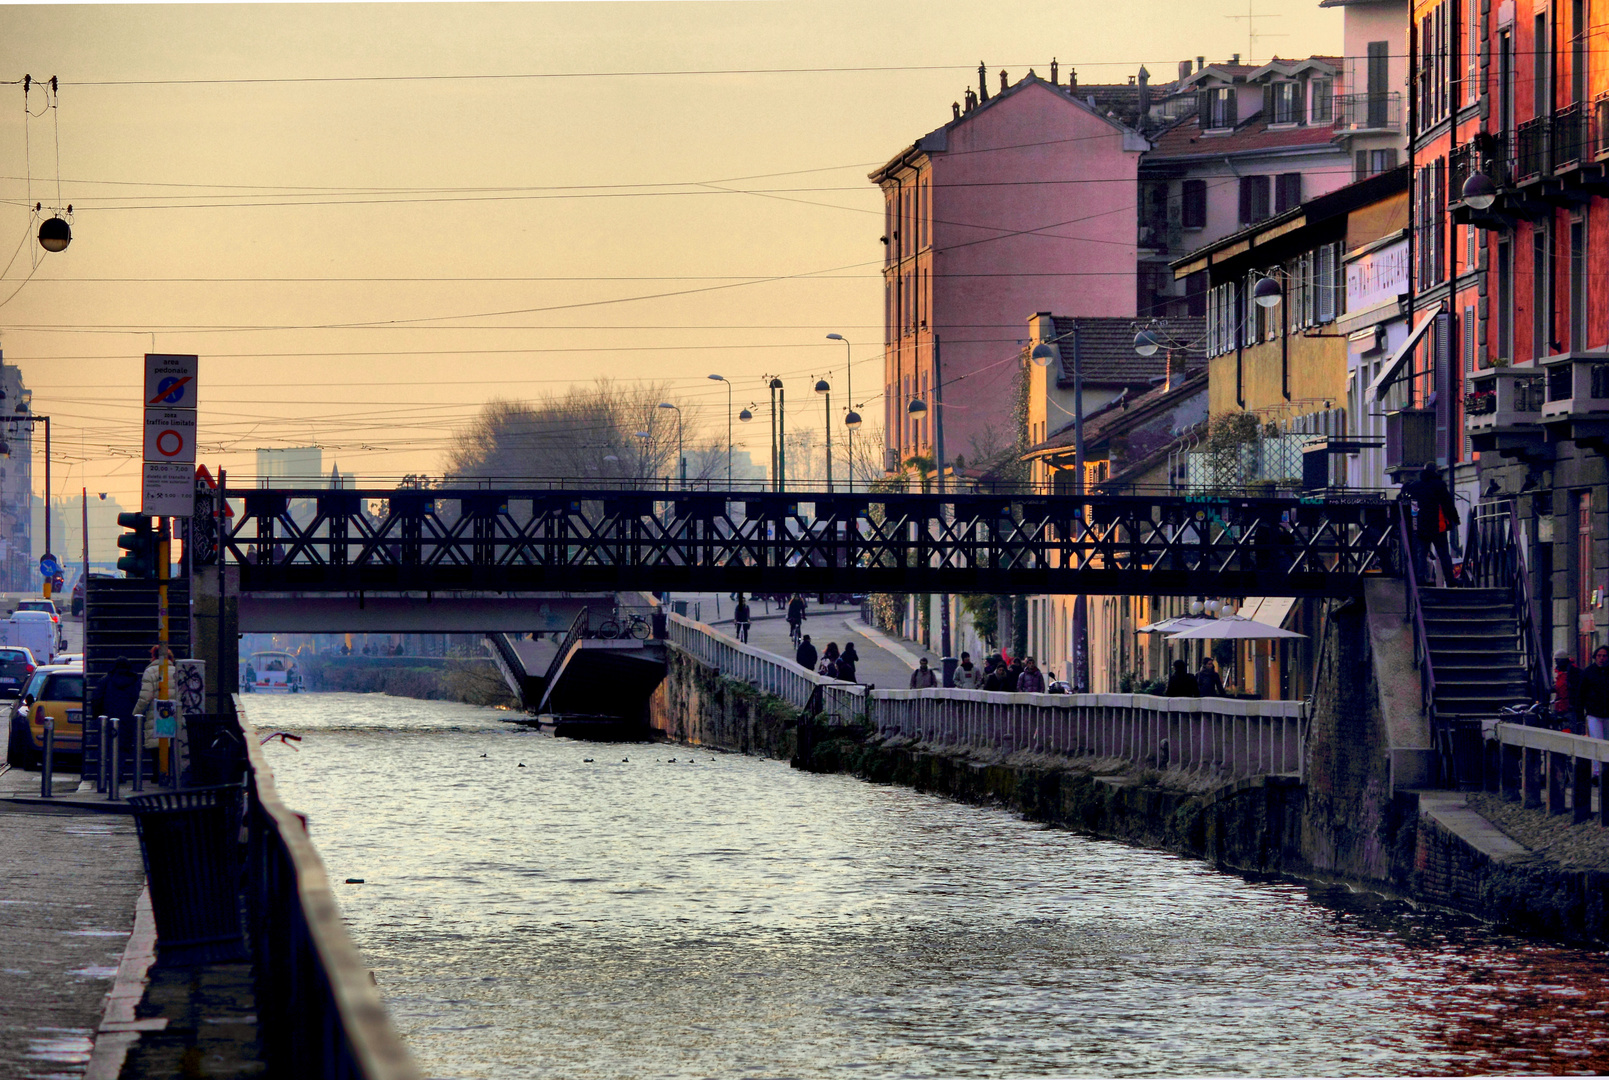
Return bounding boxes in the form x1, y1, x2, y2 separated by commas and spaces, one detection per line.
155, 428, 187, 457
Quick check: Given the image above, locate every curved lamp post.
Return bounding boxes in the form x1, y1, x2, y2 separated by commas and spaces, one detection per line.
708, 374, 732, 485
826, 333, 854, 490
814, 378, 833, 492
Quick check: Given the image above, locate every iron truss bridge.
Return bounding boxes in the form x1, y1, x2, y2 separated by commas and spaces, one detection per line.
211, 487, 1401, 598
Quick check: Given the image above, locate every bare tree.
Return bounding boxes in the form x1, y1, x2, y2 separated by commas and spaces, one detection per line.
445, 379, 720, 485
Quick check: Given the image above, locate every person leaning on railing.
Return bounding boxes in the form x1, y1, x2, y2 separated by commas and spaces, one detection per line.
1581, 646, 1609, 779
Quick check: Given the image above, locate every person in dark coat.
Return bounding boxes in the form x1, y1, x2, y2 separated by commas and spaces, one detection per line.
836, 643, 859, 684
1401, 464, 1462, 586
983, 661, 1005, 692
795, 634, 818, 672
1002, 662, 1022, 693
91, 657, 141, 722
1164, 659, 1199, 697
1196, 657, 1226, 697
818, 642, 840, 679
1581, 645, 1609, 776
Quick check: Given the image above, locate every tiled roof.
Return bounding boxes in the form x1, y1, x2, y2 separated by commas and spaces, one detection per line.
1145, 110, 1340, 161
1047, 315, 1206, 388
1027, 369, 1208, 456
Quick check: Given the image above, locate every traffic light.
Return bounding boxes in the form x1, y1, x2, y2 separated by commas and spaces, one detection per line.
116, 513, 155, 579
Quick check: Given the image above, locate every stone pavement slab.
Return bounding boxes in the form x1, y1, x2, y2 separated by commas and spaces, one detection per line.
0, 801, 145, 1078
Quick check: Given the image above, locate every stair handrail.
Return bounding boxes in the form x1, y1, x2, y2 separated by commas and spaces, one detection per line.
536, 606, 589, 713
1398, 502, 1441, 775
1505, 499, 1549, 704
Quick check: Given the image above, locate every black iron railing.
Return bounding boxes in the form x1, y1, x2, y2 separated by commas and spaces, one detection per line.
1554, 102, 1587, 168
1516, 116, 1551, 180
536, 606, 590, 714
1398, 505, 1443, 781
1449, 142, 1474, 207
1464, 500, 1548, 703
1333, 92, 1402, 132
239, 697, 420, 1079
218, 486, 1402, 599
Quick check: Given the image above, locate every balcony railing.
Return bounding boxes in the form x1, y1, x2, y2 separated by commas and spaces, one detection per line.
1541, 355, 1609, 417
1449, 142, 1474, 208
1464, 367, 1546, 434
1333, 92, 1402, 133
1515, 116, 1551, 181
1554, 102, 1587, 168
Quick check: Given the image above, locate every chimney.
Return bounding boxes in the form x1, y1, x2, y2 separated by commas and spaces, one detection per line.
1127, 75, 1135, 86
1231, 53, 1240, 64
1179, 59, 1192, 83
1068, 67, 1078, 89
1050, 58, 1059, 85
1137, 65, 1150, 123
1000, 69, 1009, 94
979, 61, 989, 102
953, 101, 961, 120
1166, 349, 1181, 390
1196, 56, 1205, 71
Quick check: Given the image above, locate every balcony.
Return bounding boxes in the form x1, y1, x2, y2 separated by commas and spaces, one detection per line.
1465, 367, 1547, 457
1515, 116, 1551, 182
1541, 353, 1609, 419
1333, 92, 1401, 134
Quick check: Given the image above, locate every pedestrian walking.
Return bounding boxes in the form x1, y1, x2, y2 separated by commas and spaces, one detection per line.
795, 634, 818, 672
1196, 657, 1226, 697
982, 659, 1004, 692
133, 644, 185, 780
1581, 646, 1609, 777
836, 642, 859, 684
1002, 661, 1022, 693
1164, 658, 1200, 697
91, 656, 141, 724
910, 657, 938, 689
1016, 657, 1045, 693
953, 651, 982, 690
818, 642, 841, 679
733, 594, 752, 644
1554, 652, 1585, 733
1401, 464, 1462, 587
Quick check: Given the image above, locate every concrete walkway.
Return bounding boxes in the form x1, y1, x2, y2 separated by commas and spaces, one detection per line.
0, 789, 145, 1078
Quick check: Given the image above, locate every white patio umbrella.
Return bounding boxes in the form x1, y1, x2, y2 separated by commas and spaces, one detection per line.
1137, 616, 1213, 634
1165, 615, 1307, 640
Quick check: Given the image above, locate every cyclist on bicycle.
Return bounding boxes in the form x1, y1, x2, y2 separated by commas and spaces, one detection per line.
733, 593, 752, 644
786, 594, 807, 645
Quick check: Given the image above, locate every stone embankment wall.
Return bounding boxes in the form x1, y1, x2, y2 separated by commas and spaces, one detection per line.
651, 644, 1307, 877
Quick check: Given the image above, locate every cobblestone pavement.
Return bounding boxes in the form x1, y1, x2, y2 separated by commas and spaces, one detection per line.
1467, 791, 1609, 869
0, 802, 145, 1079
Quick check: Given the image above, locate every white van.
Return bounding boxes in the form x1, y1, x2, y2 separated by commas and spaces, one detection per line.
0, 613, 56, 665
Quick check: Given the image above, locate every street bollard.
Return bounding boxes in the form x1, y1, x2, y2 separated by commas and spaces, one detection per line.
40, 718, 54, 798
107, 718, 120, 801
132, 714, 145, 793
97, 716, 109, 794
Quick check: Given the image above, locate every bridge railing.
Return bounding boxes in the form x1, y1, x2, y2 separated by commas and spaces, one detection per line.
667, 615, 1305, 780
872, 690, 1305, 781
237, 696, 421, 1080
666, 613, 867, 723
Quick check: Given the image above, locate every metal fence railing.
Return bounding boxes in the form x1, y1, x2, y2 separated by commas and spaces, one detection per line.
1490, 722, 1609, 824
238, 696, 421, 1080
667, 613, 867, 723
667, 616, 1305, 781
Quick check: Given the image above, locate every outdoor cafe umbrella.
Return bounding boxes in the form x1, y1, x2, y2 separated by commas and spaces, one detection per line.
1165, 614, 1307, 640
1137, 616, 1213, 634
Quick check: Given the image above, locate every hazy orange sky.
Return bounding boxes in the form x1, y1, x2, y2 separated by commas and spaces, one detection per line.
0, 0, 1342, 509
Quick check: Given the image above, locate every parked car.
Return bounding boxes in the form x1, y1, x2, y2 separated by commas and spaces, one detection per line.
0, 647, 36, 700
6, 663, 85, 768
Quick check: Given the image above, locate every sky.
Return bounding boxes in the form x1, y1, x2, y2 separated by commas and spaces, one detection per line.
0, 0, 1343, 521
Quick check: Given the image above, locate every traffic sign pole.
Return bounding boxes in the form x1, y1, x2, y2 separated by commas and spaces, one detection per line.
158, 516, 170, 783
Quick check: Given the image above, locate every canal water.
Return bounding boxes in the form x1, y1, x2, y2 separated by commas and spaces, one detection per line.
253, 693, 1609, 1079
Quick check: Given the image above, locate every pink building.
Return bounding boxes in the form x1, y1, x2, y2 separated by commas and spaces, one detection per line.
872, 66, 1148, 472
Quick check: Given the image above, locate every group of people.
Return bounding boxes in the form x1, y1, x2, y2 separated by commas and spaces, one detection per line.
794, 635, 859, 682
1163, 657, 1228, 698
1551, 646, 1609, 740
944, 651, 1052, 692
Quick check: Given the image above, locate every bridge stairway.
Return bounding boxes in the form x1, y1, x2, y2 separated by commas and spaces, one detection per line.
1419, 587, 1530, 725
483, 633, 543, 709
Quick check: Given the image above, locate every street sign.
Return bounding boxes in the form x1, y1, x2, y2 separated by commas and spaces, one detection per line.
143, 409, 197, 463
143, 461, 195, 516
144, 354, 198, 411
38, 553, 60, 579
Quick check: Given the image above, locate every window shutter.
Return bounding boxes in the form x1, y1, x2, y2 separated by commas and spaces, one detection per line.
1263, 83, 1274, 120
1356, 150, 1368, 180
1198, 91, 1210, 124
1297, 78, 1308, 125
1318, 244, 1336, 322
1225, 88, 1237, 127
1239, 177, 1253, 224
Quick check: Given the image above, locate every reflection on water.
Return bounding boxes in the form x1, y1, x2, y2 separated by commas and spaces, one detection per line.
253, 694, 1609, 1078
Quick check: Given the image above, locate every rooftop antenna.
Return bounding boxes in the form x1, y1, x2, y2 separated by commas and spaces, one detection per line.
1224, 0, 1286, 64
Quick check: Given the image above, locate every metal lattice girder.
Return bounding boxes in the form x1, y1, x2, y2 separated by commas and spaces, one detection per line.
220, 487, 1401, 597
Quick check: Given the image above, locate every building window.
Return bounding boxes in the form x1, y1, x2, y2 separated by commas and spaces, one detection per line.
1238, 175, 1271, 224
1272, 81, 1303, 124
1275, 173, 1302, 213
1181, 179, 1207, 229
1310, 78, 1333, 122
1202, 87, 1237, 130
1497, 238, 1513, 363
1533, 224, 1552, 358
1571, 217, 1587, 351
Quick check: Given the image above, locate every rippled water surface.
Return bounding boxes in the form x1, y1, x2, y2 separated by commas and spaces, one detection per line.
252, 693, 1609, 1078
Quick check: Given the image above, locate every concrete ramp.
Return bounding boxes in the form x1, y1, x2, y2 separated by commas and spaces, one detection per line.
540, 639, 667, 722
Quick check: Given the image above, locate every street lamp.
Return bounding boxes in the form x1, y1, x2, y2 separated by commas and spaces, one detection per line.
1252, 274, 1284, 308
708, 374, 732, 485
814, 378, 833, 492
827, 333, 854, 489
37, 214, 71, 253
767, 377, 786, 492
657, 402, 684, 488
1462, 170, 1498, 210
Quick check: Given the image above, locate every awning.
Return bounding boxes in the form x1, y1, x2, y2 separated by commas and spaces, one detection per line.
1235, 596, 1297, 628
1365, 305, 1441, 403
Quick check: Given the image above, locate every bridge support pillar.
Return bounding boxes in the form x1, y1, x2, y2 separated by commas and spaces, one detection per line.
192, 564, 238, 716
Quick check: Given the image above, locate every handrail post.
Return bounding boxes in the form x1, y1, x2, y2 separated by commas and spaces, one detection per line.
40, 718, 53, 798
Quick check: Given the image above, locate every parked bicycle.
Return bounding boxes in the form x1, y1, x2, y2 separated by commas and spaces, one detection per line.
1498, 701, 1547, 727
596, 612, 652, 640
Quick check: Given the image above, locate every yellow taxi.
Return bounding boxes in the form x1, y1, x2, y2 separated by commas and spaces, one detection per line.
6, 664, 84, 769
